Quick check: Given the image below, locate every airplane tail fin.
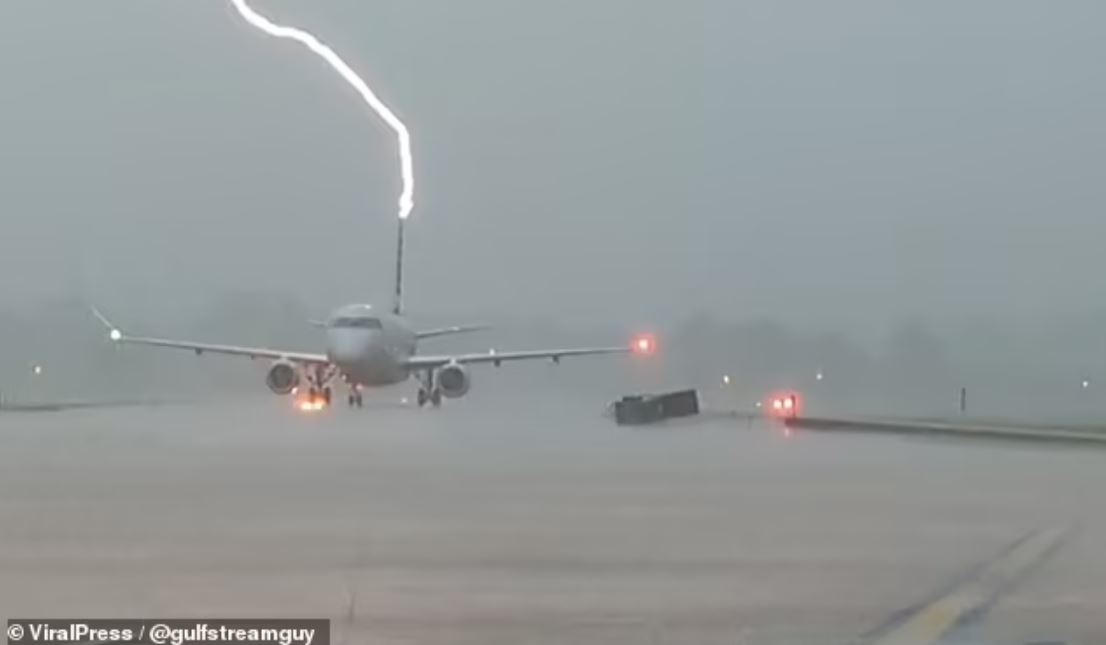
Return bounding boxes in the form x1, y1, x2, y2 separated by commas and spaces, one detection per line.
392, 216, 405, 316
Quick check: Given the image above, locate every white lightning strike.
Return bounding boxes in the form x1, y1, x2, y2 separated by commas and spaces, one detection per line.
229, 0, 414, 220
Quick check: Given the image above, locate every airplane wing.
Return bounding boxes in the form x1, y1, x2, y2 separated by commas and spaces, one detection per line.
415, 324, 489, 340
91, 307, 329, 365
403, 345, 635, 370
109, 334, 329, 364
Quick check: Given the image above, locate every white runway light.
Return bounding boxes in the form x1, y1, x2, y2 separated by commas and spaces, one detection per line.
229, 0, 415, 221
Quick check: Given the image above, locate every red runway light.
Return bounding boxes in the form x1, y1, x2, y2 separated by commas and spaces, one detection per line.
766, 390, 802, 419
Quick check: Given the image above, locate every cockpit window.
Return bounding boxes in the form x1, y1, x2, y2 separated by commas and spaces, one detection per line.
330, 317, 383, 330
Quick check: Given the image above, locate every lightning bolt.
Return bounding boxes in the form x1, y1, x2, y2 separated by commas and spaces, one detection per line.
229, 0, 415, 220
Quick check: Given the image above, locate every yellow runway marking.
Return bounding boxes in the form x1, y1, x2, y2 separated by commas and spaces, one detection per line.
870, 527, 1069, 645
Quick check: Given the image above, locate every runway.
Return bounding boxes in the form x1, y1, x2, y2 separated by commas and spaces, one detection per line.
785, 415, 1106, 446
1, 392, 1103, 644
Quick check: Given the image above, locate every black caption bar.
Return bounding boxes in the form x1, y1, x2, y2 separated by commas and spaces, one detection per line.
7, 620, 328, 645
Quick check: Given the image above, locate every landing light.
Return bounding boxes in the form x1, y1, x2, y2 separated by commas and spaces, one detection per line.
109, 329, 122, 342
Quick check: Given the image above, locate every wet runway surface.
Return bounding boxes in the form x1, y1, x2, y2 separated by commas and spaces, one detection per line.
1, 393, 1104, 644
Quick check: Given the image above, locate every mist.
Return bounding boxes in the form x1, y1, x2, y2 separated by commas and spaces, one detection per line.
2, 292, 1105, 426
3, 1, 1106, 414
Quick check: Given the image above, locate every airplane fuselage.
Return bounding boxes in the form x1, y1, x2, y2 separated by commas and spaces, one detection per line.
324, 304, 416, 386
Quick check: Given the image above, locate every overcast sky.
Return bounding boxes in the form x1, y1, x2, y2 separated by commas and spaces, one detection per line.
2, 1, 1104, 329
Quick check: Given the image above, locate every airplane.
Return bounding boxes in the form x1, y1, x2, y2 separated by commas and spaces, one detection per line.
91, 217, 656, 409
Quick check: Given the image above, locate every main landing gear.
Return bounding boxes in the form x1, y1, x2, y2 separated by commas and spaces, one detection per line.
305, 364, 336, 407
416, 369, 442, 408
305, 386, 331, 407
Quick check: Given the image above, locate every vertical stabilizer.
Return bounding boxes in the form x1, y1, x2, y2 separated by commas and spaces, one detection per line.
392, 216, 405, 315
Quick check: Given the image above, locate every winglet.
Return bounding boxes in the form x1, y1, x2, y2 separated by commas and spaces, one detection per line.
89, 306, 124, 342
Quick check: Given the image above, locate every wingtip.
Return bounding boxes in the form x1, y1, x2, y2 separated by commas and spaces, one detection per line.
630, 333, 658, 356
88, 305, 107, 326
88, 305, 123, 341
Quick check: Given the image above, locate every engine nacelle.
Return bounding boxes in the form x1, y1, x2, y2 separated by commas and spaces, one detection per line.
266, 360, 300, 395
437, 362, 471, 399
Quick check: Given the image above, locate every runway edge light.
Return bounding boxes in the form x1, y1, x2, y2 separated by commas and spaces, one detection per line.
766, 390, 802, 419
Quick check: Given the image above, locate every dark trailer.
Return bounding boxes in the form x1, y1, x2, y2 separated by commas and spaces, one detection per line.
612, 389, 700, 425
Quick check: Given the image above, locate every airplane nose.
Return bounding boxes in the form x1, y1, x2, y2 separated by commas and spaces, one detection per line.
328, 330, 374, 364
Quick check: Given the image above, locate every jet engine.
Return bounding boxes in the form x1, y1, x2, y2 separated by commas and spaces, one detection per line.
266, 360, 300, 395
437, 362, 471, 398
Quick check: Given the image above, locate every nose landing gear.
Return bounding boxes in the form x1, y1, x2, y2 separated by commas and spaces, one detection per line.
347, 385, 364, 408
